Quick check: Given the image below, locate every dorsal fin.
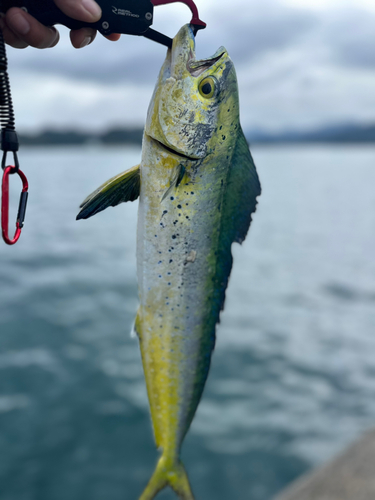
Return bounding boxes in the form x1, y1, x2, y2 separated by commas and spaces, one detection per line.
76, 164, 140, 220
215, 129, 261, 313
222, 129, 261, 245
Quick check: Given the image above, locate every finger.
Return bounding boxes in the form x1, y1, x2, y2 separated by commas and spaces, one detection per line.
0, 14, 28, 48
70, 27, 96, 49
104, 33, 121, 42
5, 8, 59, 49
54, 0, 102, 23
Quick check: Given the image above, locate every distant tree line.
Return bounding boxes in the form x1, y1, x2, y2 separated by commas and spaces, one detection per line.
19, 128, 144, 146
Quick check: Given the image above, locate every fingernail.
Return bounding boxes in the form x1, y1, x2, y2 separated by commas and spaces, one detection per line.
49, 28, 60, 47
81, 0, 102, 21
80, 35, 92, 48
8, 12, 30, 35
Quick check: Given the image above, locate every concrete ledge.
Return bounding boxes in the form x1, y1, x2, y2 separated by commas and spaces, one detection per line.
273, 428, 375, 500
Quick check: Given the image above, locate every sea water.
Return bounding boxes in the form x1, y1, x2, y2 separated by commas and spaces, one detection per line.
1, 145, 375, 500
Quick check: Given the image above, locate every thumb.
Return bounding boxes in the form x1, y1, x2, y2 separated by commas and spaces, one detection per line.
53, 0, 102, 23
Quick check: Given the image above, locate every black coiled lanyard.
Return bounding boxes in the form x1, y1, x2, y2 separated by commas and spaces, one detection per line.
0, 28, 28, 245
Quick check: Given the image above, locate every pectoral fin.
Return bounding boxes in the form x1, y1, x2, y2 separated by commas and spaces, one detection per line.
77, 164, 140, 220
161, 164, 185, 202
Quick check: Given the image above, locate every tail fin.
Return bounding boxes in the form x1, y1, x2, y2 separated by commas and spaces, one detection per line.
139, 455, 194, 500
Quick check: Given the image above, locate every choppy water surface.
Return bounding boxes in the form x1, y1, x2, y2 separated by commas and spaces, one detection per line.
1, 145, 375, 500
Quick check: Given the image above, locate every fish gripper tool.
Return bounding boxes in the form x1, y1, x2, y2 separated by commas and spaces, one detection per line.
0, 0, 207, 47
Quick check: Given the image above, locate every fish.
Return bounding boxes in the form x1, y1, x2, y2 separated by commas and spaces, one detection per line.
77, 24, 261, 500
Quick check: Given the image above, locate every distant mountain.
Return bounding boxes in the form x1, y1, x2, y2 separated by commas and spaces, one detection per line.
247, 123, 375, 144
17, 123, 375, 147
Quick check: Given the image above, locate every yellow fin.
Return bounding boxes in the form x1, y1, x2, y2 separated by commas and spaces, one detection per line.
139, 455, 194, 500
76, 164, 140, 220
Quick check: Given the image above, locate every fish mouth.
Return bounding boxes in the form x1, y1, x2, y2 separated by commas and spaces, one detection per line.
170, 24, 227, 79
187, 52, 226, 77
149, 135, 201, 161
184, 25, 227, 76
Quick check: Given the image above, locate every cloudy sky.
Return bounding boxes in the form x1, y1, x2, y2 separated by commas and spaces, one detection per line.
6, 0, 375, 133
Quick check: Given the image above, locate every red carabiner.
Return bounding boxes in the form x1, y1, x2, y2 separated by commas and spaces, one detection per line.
1, 165, 29, 245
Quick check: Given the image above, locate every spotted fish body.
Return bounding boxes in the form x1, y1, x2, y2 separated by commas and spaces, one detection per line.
77, 25, 260, 500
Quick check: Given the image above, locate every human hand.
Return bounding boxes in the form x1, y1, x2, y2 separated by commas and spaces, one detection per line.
0, 0, 121, 49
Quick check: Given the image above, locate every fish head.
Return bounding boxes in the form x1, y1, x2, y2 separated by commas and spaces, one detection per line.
146, 24, 240, 160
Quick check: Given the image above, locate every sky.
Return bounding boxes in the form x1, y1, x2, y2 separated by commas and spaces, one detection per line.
6, 0, 375, 133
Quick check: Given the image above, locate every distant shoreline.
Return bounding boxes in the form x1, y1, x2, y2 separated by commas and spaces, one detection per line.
18, 123, 375, 146
18, 128, 144, 147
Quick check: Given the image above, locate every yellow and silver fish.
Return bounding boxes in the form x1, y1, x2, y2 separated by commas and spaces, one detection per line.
77, 24, 261, 500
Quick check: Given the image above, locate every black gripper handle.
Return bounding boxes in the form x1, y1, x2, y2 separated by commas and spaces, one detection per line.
0, 0, 155, 36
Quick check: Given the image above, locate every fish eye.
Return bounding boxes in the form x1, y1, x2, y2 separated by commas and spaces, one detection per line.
198, 77, 216, 98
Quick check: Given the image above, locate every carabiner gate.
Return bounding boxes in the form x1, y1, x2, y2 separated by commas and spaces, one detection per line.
1, 157, 29, 245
